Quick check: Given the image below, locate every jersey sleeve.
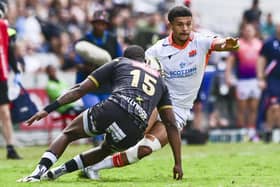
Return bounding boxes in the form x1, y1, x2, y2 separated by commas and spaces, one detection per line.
88, 61, 116, 88
201, 35, 216, 53
157, 83, 173, 112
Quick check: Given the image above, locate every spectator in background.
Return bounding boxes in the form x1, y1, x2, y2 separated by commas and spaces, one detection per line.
261, 13, 275, 40
16, 7, 44, 51
0, 0, 22, 159
257, 23, 280, 142
107, 5, 132, 47
208, 52, 236, 129
75, 9, 123, 145
226, 23, 262, 141
59, 31, 77, 71
241, 0, 262, 38
242, 0, 262, 26
133, 12, 166, 50
46, 65, 83, 116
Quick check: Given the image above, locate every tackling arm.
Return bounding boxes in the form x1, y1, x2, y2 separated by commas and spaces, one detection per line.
26, 78, 97, 125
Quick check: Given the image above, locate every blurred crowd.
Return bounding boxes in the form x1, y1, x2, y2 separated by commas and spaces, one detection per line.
6, 0, 172, 72
4, 0, 280, 143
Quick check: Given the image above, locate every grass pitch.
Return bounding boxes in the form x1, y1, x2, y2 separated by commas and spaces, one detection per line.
0, 143, 280, 187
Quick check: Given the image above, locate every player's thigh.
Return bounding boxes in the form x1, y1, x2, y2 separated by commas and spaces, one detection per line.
105, 118, 144, 151
146, 121, 168, 146
145, 108, 158, 134
63, 113, 90, 139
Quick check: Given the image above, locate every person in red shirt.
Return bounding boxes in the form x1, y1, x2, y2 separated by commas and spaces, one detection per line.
0, 0, 22, 159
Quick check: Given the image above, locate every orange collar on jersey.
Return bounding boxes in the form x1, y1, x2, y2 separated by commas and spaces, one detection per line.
168, 32, 194, 49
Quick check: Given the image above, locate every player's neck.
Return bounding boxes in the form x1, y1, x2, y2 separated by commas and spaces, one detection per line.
173, 36, 188, 46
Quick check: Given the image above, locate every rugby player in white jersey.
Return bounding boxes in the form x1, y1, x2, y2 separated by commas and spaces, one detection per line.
63, 5, 239, 180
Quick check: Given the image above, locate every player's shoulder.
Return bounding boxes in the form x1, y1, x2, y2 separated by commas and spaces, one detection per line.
146, 36, 177, 57
112, 57, 123, 63
148, 37, 168, 50
193, 31, 217, 41
112, 57, 134, 68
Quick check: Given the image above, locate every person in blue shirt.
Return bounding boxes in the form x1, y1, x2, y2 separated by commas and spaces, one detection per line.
75, 9, 123, 145
257, 23, 280, 142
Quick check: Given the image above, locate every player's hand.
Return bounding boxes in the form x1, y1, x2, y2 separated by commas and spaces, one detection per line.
173, 164, 183, 180
25, 110, 48, 126
224, 37, 239, 50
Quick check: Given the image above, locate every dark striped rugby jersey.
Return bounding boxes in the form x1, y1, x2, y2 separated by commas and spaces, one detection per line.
88, 57, 172, 126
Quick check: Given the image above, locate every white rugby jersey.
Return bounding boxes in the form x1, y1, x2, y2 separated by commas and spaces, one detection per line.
146, 32, 216, 109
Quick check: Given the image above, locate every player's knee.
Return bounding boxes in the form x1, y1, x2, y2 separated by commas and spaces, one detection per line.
137, 136, 162, 159
125, 135, 161, 164
137, 145, 152, 159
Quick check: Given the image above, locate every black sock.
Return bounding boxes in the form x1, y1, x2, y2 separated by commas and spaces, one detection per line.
65, 155, 85, 173
6, 145, 15, 152
65, 159, 79, 173
39, 158, 53, 170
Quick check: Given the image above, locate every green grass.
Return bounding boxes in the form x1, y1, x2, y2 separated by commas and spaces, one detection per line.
0, 143, 280, 187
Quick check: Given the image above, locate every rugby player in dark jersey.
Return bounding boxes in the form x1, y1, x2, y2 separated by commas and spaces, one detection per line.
17, 45, 183, 182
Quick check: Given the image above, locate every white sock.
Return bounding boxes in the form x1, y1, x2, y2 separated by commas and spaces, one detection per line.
89, 156, 114, 171
73, 155, 85, 170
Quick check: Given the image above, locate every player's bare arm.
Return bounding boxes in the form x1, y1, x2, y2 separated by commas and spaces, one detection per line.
26, 78, 97, 126
213, 37, 239, 51
256, 55, 267, 90
159, 108, 183, 180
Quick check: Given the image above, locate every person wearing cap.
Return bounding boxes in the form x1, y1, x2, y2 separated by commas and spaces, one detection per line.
75, 9, 123, 146
0, 0, 22, 159
17, 45, 182, 182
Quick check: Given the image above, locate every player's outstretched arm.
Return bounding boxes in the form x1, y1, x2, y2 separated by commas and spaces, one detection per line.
159, 108, 183, 180
213, 37, 239, 51
26, 79, 97, 126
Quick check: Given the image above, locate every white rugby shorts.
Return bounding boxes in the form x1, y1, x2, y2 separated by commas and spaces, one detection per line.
236, 78, 261, 100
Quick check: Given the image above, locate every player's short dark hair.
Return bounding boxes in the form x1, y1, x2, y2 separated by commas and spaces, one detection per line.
168, 6, 192, 22
123, 45, 145, 62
